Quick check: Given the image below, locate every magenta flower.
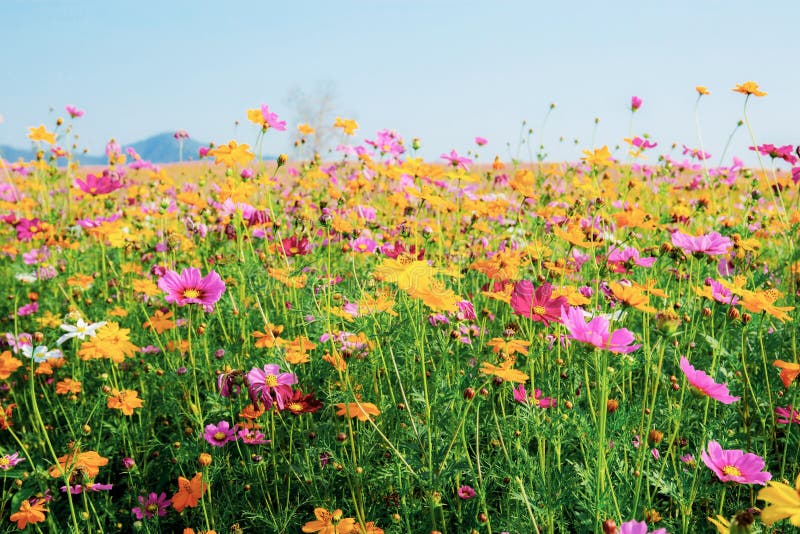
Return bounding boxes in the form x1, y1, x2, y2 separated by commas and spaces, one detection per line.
17, 302, 38, 316
619, 519, 667, 534
173, 129, 189, 140
132, 492, 171, 520
61, 483, 113, 494
629, 136, 657, 150
512, 384, 555, 408
700, 278, 739, 306
280, 235, 311, 257
510, 281, 567, 326
158, 267, 226, 312
749, 143, 798, 165
671, 231, 732, 257
457, 485, 476, 499
203, 420, 237, 447
701, 440, 771, 485
246, 364, 297, 411
560, 306, 641, 354
474, 136, 488, 146
440, 150, 473, 171
680, 356, 739, 404
681, 145, 711, 160
65, 105, 84, 118
775, 405, 800, 425
74, 171, 125, 196
630, 96, 643, 111
259, 104, 287, 131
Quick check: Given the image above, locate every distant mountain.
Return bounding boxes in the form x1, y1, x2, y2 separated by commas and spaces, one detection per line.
0, 132, 212, 166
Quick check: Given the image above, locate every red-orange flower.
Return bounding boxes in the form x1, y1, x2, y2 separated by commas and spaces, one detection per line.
774, 360, 800, 388
10, 498, 48, 530
0, 351, 22, 379
172, 472, 207, 512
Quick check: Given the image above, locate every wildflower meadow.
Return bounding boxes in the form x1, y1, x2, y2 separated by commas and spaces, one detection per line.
1, 83, 800, 534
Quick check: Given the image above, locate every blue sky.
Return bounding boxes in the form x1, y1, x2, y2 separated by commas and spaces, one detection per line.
1, 0, 797, 165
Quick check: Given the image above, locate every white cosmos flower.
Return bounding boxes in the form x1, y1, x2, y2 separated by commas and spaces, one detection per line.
56, 319, 107, 345
21, 345, 63, 363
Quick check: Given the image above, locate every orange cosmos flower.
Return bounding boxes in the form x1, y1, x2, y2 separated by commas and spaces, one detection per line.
732, 81, 767, 96
55, 378, 82, 395
335, 402, 380, 422
302, 507, 357, 534
480, 359, 529, 383
50, 450, 108, 478
172, 472, 207, 512
774, 360, 800, 388
486, 338, 530, 357
334, 117, 359, 135
695, 86, 710, 95
10, 498, 48, 530
143, 309, 175, 334
0, 351, 22, 380
298, 123, 315, 135
581, 145, 614, 167
107, 388, 144, 416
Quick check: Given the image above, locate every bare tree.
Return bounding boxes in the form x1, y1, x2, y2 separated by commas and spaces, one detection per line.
284, 81, 340, 160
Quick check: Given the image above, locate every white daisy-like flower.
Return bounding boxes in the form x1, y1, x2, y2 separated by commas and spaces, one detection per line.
15, 272, 37, 284
21, 345, 63, 363
56, 318, 107, 345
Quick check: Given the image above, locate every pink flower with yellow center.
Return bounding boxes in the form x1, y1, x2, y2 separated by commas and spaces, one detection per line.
701, 440, 771, 485
157, 267, 226, 312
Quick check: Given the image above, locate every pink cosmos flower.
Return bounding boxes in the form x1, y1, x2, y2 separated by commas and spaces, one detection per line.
132, 492, 171, 520
619, 519, 667, 534
749, 143, 797, 165
157, 267, 226, 313
700, 440, 771, 485
474, 136, 488, 146
0, 452, 24, 470
440, 150, 472, 171
246, 364, 297, 411
351, 236, 377, 253
237, 428, 270, 445
512, 384, 555, 408
259, 105, 287, 131
203, 420, 238, 447
457, 485, 476, 499
61, 483, 113, 494
630, 96, 642, 111
560, 306, 641, 354
629, 136, 657, 150
280, 235, 311, 257
671, 231, 732, 257
510, 281, 567, 326
173, 130, 189, 140
679, 356, 739, 404
775, 405, 800, 425
681, 145, 711, 160
65, 105, 84, 118
607, 246, 656, 272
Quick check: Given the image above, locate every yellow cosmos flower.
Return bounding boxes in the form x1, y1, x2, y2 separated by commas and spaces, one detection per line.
732, 81, 767, 96
208, 140, 254, 167
28, 125, 57, 144
757, 473, 800, 526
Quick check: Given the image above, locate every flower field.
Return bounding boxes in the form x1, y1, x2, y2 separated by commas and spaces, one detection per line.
1, 84, 799, 533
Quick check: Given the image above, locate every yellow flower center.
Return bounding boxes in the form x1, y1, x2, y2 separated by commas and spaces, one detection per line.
0, 458, 9, 468
183, 289, 200, 299
213, 431, 227, 441
287, 402, 302, 412
722, 465, 742, 477
146, 504, 159, 514
532, 305, 547, 315
264, 374, 278, 387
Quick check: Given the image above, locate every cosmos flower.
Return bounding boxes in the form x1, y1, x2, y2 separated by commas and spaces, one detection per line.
671, 231, 732, 257
510, 281, 567, 326
57, 318, 107, 345
132, 492, 171, 520
440, 150, 472, 171
733, 81, 767, 96
203, 421, 237, 447
701, 440, 771, 485
758, 473, 800, 526
0, 452, 24, 470
775, 406, 800, 425
680, 357, 739, 404
630, 96, 643, 111
247, 364, 297, 411
619, 519, 667, 534
457, 485, 476, 499
65, 105, 85, 118
157, 267, 226, 312
560, 306, 641, 354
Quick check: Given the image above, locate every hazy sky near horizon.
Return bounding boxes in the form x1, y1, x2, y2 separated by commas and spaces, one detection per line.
1, 0, 797, 166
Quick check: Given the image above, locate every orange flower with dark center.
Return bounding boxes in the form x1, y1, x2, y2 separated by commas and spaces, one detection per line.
733, 81, 767, 96
302, 507, 357, 534
50, 450, 108, 479
107, 388, 144, 416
